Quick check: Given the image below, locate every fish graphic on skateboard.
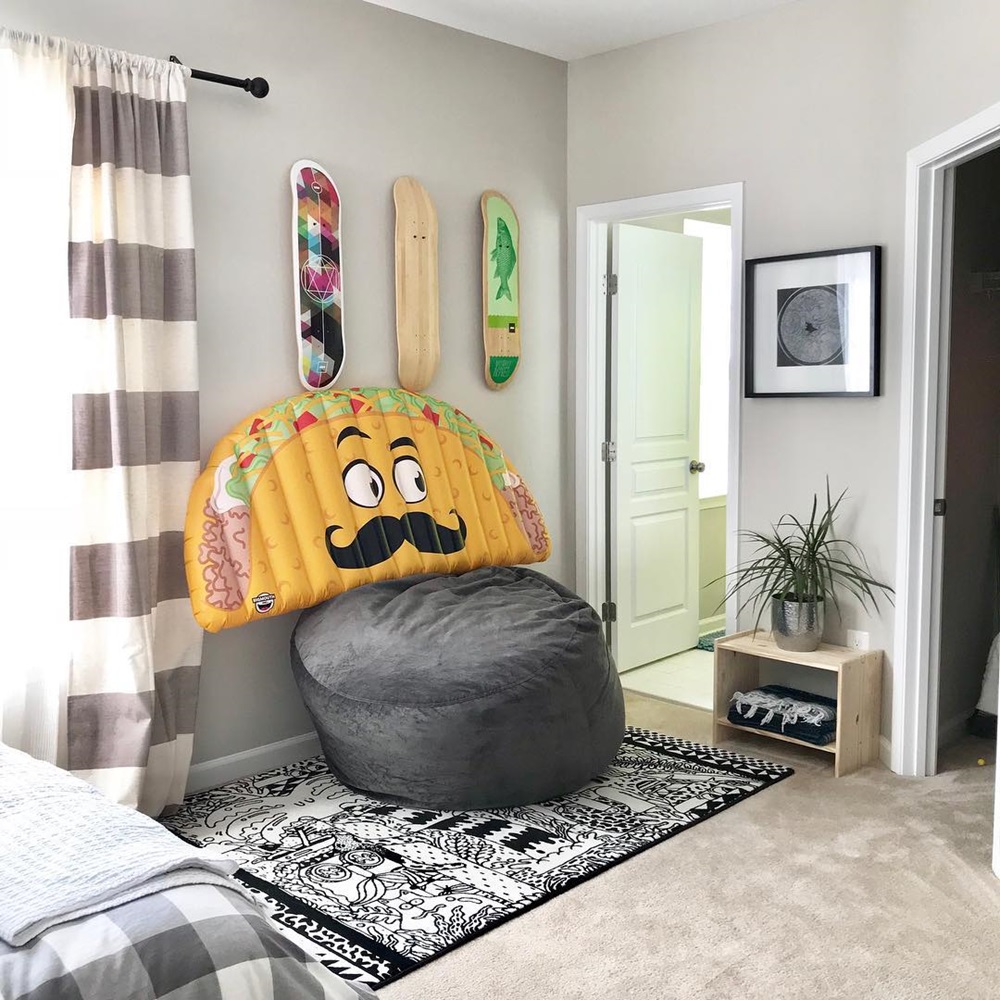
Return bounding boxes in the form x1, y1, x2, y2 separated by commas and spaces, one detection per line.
291, 159, 344, 390
393, 177, 439, 393
481, 190, 520, 389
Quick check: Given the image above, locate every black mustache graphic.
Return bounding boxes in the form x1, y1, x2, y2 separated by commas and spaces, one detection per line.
325, 509, 468, 569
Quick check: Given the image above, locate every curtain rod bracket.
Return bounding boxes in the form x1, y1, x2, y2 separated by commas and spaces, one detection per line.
169, 55, 269, 99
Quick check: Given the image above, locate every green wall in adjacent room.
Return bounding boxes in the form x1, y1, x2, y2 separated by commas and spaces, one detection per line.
699, 501, 727, 627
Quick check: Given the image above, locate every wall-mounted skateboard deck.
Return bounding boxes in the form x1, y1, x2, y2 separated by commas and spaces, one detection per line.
291, 159, 344, 390
393, 177, 439, 393
482, 190, 520, 389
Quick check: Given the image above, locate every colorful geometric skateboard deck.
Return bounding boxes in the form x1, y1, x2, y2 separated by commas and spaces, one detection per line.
393, 177, 439, 393
291, 160, 344, 390
481, 190, 520, 389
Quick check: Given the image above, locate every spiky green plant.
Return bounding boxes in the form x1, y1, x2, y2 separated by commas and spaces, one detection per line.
721, 482, 894, 631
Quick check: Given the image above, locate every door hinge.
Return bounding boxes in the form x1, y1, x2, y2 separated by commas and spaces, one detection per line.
603, 273, 618, 296
933, 498, 946, 516
601, 601, 618, 623
601, 441, 617, 463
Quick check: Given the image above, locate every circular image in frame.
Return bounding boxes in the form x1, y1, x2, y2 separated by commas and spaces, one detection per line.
776, 284, 847, 366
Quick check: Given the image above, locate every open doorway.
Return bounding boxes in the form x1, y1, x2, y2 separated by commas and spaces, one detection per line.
893, 99, 1000, 877
609, 211, 732, 710
934, 149, 1000, 761
573, 183, 743, 715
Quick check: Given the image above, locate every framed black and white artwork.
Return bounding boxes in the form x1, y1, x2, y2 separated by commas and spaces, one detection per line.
745, 245, 881, 397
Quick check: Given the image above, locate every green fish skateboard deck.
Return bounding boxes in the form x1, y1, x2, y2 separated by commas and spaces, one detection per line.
481, 190, 520, 389
393, 177, 439, 392
291, 159, 344, 390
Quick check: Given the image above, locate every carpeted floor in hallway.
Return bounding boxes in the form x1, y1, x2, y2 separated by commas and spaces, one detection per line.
380, 691, 999, 1000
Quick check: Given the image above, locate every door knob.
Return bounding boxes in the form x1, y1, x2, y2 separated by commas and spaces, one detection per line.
690, 460, 706, 473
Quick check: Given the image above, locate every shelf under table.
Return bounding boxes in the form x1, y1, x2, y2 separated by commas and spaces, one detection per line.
715, 716, 838, 754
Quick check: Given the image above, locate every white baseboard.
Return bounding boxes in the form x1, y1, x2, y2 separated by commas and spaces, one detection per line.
879, 735, 892, 770
187, 731, 321, 794
699, 615, 726, 635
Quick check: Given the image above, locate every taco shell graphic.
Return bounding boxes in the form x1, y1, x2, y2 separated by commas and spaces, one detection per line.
185, 387, 551, 632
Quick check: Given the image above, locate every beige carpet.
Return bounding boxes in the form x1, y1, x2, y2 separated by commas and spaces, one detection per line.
380, 692, 1000, 1000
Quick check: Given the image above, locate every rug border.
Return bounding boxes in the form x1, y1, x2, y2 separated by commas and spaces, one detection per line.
170, 731, 795, 989
372, 749, 794, 987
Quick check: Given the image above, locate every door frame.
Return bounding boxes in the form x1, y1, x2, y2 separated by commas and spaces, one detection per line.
893, 100, 1000, 875
574, 183, 744, 653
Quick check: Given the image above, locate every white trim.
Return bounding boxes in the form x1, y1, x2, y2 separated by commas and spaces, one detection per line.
879, 735, 892, 771
924, 168, 956, 775
894, 100, 1000, 781
574, 217, 608, 614
699, 495, 727, 511
574, 184, 744, 643
186, 731, 321, 793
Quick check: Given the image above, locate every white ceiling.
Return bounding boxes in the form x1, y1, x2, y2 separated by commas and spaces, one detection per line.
362, 0, 802, 61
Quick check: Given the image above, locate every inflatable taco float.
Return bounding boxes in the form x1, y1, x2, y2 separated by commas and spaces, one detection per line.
185, 387, 550, 632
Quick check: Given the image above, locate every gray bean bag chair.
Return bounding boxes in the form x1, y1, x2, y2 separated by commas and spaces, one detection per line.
291, 566, 625, 810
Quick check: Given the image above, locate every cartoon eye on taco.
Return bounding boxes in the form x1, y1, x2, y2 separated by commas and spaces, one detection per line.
185, 389, 550, 632
324, 425, 468, 570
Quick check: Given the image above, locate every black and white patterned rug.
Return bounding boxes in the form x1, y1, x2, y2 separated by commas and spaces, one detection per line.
164, 728, 793, 989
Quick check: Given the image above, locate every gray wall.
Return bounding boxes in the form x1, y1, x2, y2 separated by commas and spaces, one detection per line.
5, 0, 567, 764
568, 0, 1000, 735
938, 149, 1000, 743
699, 503, 727, 626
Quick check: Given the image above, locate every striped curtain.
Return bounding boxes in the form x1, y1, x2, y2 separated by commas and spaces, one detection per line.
65, 44, 203, 815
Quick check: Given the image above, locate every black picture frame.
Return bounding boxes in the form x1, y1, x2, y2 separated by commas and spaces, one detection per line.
745, 245, 881, 398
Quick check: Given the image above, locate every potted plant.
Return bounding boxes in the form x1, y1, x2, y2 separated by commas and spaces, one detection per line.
721, 483, 894, 651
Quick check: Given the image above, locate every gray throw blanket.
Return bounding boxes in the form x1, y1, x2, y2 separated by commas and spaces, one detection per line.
0, 742, 245, 946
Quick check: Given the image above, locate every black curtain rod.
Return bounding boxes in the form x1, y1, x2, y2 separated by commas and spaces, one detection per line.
169, 55, 269, 99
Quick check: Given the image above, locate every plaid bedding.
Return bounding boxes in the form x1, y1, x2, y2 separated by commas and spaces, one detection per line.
0, 883, 376, 1000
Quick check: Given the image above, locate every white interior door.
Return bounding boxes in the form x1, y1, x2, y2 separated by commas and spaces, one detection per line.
612, 224, 702, 671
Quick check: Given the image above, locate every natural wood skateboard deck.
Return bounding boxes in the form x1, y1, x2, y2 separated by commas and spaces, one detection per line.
481, 190, 520, 389
291, 160, 344, 390
393, 177, 439, 392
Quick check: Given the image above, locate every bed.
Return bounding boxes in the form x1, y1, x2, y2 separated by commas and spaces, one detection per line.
0, 743, 376, 1000
0, 883, 374, 1000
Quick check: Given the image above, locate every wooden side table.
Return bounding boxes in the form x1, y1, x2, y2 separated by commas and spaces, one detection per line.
713, 630, 883, 777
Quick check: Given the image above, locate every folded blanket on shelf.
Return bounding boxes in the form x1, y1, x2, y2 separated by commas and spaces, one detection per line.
0, 743, 246, 947
728, 683, 837, 746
